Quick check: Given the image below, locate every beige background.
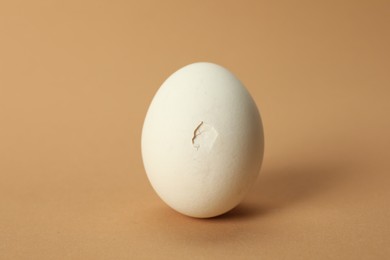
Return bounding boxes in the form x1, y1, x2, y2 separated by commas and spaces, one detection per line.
1, 0, 389, 259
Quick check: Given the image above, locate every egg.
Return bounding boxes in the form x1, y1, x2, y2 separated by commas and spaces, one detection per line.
141, 62, 264, 218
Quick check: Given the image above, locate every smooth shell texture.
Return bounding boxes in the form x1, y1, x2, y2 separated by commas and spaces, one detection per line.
141, 62, 264, 218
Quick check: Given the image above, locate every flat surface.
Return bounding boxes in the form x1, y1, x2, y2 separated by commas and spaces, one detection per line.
0, 1, 389, 259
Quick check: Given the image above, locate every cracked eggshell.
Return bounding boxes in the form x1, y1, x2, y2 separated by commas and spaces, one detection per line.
141, 62, 264, 218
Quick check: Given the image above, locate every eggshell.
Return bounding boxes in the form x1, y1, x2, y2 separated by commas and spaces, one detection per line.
141, 62, 264, 218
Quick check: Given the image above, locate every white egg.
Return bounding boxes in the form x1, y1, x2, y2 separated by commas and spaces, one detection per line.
141, 62, 264, 218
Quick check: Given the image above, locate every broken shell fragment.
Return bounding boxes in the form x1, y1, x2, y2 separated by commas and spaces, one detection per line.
141, 62, 264, 218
